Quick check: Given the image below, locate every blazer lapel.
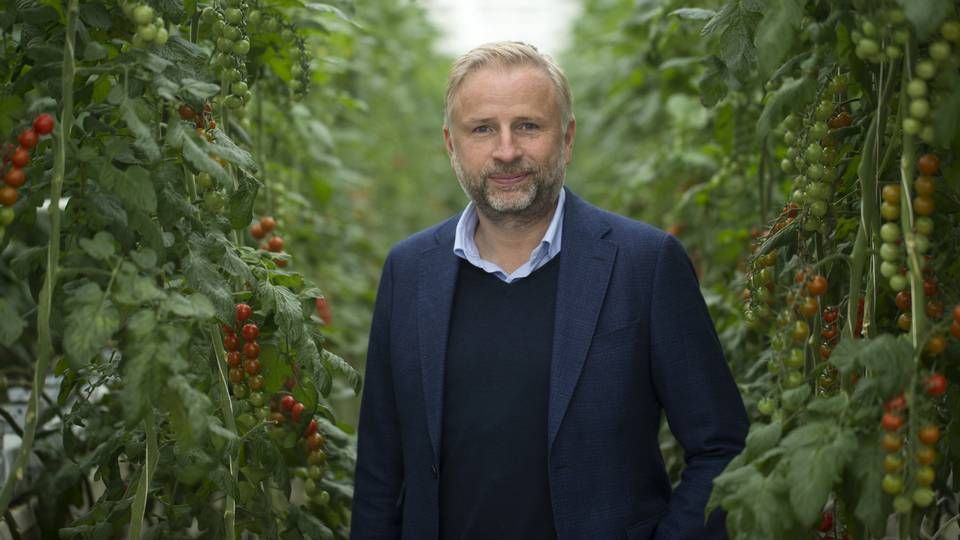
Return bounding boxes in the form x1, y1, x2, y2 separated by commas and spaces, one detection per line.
418, 221, 460, 462
548, 190, 617, 453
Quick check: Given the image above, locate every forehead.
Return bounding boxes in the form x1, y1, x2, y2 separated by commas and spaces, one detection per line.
451, 64, 559, 121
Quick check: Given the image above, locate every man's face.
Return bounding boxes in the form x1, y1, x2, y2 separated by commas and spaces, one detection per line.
444, 64, 575, 223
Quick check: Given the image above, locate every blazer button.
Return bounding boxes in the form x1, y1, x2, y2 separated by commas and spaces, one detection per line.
431, 464, 439, 479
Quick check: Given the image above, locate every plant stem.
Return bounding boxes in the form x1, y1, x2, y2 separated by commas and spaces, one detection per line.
211, 328, 239, 539
0, 0, 77, 517
129, 411, 158, 538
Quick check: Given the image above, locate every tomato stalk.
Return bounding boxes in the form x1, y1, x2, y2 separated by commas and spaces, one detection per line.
211, 326, 239, 539
0, 0, 77, 517
129, 411, 159, 538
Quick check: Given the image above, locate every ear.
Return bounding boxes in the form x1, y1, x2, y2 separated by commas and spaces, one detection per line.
562, 118, 576, 164
443, 125, 454, 157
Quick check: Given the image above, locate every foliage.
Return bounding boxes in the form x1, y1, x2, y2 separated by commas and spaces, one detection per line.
0, 0, 399, 536
568, 0, 960, 538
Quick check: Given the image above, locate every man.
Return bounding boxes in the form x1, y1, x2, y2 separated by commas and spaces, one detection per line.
351, 42, 748, 540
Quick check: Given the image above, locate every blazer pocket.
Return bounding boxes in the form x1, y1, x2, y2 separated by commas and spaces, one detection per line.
624, 511, 664, 540
589, 318, 641, 357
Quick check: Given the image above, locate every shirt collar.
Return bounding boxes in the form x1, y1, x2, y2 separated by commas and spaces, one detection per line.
453, 188, 565, 277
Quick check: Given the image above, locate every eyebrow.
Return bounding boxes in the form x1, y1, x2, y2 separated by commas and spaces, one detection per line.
463, 116, 545, 124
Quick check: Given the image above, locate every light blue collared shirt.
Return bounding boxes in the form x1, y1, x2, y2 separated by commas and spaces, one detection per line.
453, 189, 565, 283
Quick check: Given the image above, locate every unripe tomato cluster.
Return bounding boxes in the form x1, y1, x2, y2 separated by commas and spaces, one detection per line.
851, 9, 910, 63
779, 73, 850, 235
202, 2, 253, 110
1, 114, 55, 220
287, 38, 312, 99
120, 2, 169, 47
901, 20, 960, 144
249, 215, 288, 266
742, 249, 779, 331
879, 374, 947, 514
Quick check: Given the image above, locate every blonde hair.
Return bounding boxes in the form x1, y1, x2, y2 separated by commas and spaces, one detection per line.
443, 41, 574, 129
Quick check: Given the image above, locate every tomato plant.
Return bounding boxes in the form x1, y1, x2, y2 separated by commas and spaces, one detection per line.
568, 0, 960, 538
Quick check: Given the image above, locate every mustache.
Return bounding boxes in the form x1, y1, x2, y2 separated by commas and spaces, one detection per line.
481, 161, 538, 178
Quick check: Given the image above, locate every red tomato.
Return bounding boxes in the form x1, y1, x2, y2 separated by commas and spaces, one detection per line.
4, 168, 26, 188
926, 373, 947, 397
235, 303, 252, 322
10, 147, 29, 168
242, 323, 259, 341
315, 296, 333, 326
807, 275, 828, 297
18, 129, 37, 150
917, 153, 940, 176
267, 235, 284, 252
32, 113, 55, 135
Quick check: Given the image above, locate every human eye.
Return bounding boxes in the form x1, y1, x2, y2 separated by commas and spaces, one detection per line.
517, 121, 539, 131
471, 125, 492, 134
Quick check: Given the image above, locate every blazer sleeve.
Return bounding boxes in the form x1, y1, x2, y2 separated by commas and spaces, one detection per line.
351, 253, 404, 539
648, 234, 748, 540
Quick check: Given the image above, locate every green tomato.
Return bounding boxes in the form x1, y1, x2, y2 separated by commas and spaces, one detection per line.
248, 10, 262, 26
766, 359, 781, 374
902, 117, 921, 135
893, 495, 913, 514
880, 242, 901, 262
225, 8, 243, 24
805, 143, 823, 163
234, 39, 251, 55
217, 37, 233, 52
914, 233, 930, 254
907, 79, 927, 98
785, 348, 805, 369
942, 20, 960, 41
910, 99, 930, 120
887, 9, 906, 24
0, 207, 14, 225
809, 200, 828, 218
155, 27, 168, 46
304, 478, 318, 495
880, 261, 899, 279
815, 100, 833, 121
807, 182, 829, 200
308, 465, 324, 480
893, 29, 910, 45
809, 122, 827, 140
132, 4, 154, 25
248, 391, 264, 407
880, 201, 900, 220
313, 490, 331, 506
196, 172, 213, 190
885, 45, 902, 60
232, 383, 247, 399
861, 20, 877, 37
857, 39, 879, 57
915, 60, 936, 80
882, 474, 904, 495
930, 41, 951, 62
920, 126, 935, 144
232, 81, 249, 95
203, 191, 226, 212
783, 370, 805, 389
224, 25, 241, 41
912, 487, 935, 508
255, 405, 271, 421
889, 274, 908, 291
880, 223, 901, 243
783, 130, 796, 145
915, 217, 934, 235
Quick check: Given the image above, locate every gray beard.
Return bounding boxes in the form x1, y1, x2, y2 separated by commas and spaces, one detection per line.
451, 148, 566, 228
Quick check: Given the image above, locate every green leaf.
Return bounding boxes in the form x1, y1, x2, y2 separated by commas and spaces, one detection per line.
122, 100, 161, 162
184, 247, 233, 321
122, 343, 163, 423
895, 0, 951, 40
744, 421, 782, 461
64, 282, 121, 368
163, 292, 216, 320
322, 349, 362, 395
79, 231, 116, 261
228, 172, 260, 230
0, 298, 27, 347
932, 71, 960, 146
168, 123, 231, 188
288, 505, 334, 539
208, 129, 258, 171
257, 281, 303, 343
114, 268, 165, 307
755, 0, 803, 78
784, 424, 857, 525
756, 77, 817, 139
698, 56, 730, 107
829, 334, 913, 398
670, 8, 717, 20
114, 166, 158, 214
781, 383, 811, 412
164, 374, 213, 446
126, 309, 158, 338
258, 342, 293, 394
179, 78, 221, 101
841, 434, 888, 536
805, 392, 849, 416
131, 248, 158, 270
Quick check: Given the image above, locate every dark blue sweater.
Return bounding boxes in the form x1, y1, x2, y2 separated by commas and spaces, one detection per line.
439, 256, 560, 540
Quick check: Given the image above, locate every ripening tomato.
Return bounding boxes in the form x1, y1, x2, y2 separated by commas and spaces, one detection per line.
3, 168, 26, 188
291, 402, 305, 423
918, 425, 941, 446
883, 454, 904, 473
895, 291, 911, 311
885, 393, 907, 412
917, 153, 940, 176
882, 184, 901, 204
923, 278, 938, 297
797, 296, 818, 318
897, 313, 912, 332
913, 196, 935, 216
242, 323, 260, 341
304, 418, 318, 438
243, 358, 261, 376
10, 147, 29, 168
807, 275, 828, 296
306, 432, 324, 451
223, 334, 240, 351
316, 296, 333, 326
280, 395, 296, 411
926, 373, 947, 396
916, 446, 936, 465
18, 129, 37, 150
228, 367, 244, 384
0, 186, 17, 206
243, 341, 260, 359
226, 351, 241, 368
881, 433, 903, 452
926, 300, 945, 320
32, 113, 55, 135
250, 222, 265, 239
790, 320, 810, 343
882, 474, 904, 494
925, 335, 946, 356
915, 465, 935, 486
235, 303, 252, 322
914, 176, 936, 197
178, 104, 196, 120
267, 235, 284, 252
881, 413, 904, 432
260, 215, 277, 232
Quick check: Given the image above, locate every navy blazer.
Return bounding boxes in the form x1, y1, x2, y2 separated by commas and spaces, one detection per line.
351, 188, 748, 539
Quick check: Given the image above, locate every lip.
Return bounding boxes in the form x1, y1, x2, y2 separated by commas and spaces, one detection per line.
488, 172, 530, 185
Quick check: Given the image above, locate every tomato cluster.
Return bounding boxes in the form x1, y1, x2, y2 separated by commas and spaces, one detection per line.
851, 9, 911, 64
120, 2, 169, 48
201, 5, 253, 111
1, 114, 55, 220
879, 372, 949, 514
901, 22, 960, 144
249, 215, 289, 267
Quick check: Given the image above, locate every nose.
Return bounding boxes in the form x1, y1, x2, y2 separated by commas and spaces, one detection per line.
491, 130, 521, 163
